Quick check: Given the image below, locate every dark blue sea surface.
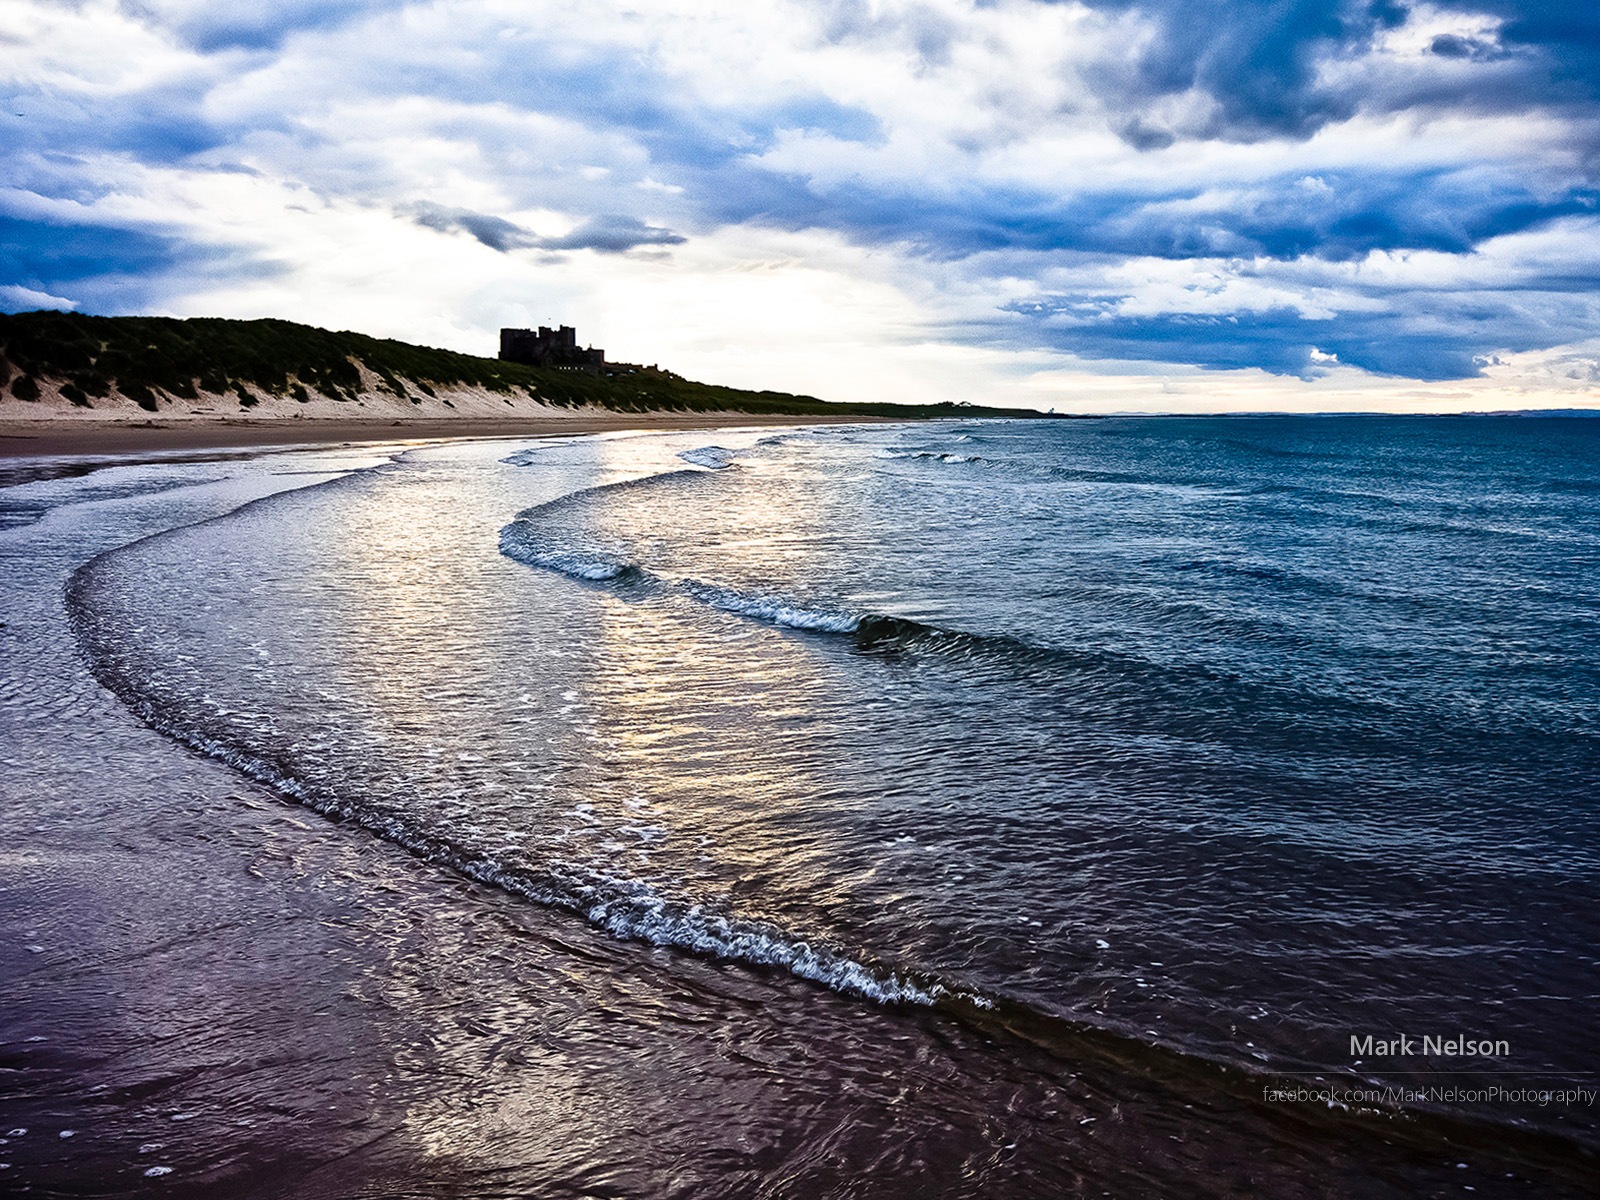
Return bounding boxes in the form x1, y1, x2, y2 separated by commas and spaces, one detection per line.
14, 416, 1599, 1195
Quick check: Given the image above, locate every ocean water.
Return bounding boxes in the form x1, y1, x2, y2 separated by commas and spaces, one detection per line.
7, 416, 1600, 1195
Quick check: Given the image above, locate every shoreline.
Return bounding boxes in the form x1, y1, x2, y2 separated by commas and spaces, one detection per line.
3, 423, 1596, 1198
0, 410, 870, 459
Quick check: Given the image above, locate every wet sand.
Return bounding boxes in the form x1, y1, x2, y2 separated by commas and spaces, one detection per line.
0, 411, 862, 459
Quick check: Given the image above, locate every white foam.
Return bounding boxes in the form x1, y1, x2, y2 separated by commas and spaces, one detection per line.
498, 525, 635, 581
578, 894, 947, 1006
72, 629, 1004, 1018
875, 448, 981, 466
498, 447, 550, 467
677, 446, 737, 470
681, 580, 861, 633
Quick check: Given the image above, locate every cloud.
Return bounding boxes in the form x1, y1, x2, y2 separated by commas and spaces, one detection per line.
0, 283, 77, 313
1000, 297, 1515, 381
140, 0, 412, 54
0, 212, 179, 282
1084, 0, 1372, 143
0, 203, 282, 314
407, 203, 685, 254
409, 203, 535, 253
1428, 33, 1487, 59
532, 214, 688, 253
0, 0, 1596, 401
1080, 0, 1600, 145
982, 212, 1600, 380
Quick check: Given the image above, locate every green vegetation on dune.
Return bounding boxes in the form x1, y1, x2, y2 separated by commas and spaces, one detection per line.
0, 311, 1045, 420
0, 311, 538, 414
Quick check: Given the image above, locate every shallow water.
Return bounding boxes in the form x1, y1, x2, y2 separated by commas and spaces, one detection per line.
3, 418, 1598, 1195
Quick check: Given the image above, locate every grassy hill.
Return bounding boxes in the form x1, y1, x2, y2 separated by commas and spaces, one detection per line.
0, 311, 1042, 420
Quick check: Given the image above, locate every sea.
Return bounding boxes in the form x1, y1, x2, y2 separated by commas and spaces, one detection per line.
2, 415, 1597, 1197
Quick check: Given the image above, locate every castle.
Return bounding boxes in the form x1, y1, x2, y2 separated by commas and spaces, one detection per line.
498, 326, 605, 371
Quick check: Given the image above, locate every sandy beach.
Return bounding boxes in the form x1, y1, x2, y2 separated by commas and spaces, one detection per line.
0, 410, 859, 460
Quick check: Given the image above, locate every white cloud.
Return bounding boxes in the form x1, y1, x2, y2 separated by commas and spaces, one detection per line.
1, 0, 1596, 411
0, 283, 76, 311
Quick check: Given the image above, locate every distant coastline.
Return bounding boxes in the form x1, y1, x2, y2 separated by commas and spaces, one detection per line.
0, 313, 1044, 449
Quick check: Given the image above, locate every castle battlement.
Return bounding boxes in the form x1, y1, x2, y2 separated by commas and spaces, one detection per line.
499, 325, 605, 372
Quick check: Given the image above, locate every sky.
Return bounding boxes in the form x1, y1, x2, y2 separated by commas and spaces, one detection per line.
3, 0, 1599, 413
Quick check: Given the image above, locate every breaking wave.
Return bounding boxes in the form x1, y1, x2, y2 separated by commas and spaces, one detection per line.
497, 522, 647, 583
679, 580, 863, 632
495, 463, 1034, 648
677, 445, 738, 470
65, 552, 969, 1010
496, 467, 710, 584
876, 449, 985, 465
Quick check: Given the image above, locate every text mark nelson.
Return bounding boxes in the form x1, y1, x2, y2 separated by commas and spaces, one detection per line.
1351, 1034, 1510, 1058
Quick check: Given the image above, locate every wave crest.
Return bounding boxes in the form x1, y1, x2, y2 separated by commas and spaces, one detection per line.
680, 580, 862, 632
677, 445, 738, 470
66, 556, 955, 1008
498, 522, 643, 582
876, 449, 986, 466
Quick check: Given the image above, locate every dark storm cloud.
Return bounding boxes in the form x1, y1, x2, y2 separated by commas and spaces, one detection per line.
535, 214, 687, 252
686, 160, 1595, 265
999, 281, 1600, 380
1071, 0, 1600, 145
1084, 0, 1373, 142
409, 204, 685, 254
410, 203, 536, 252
